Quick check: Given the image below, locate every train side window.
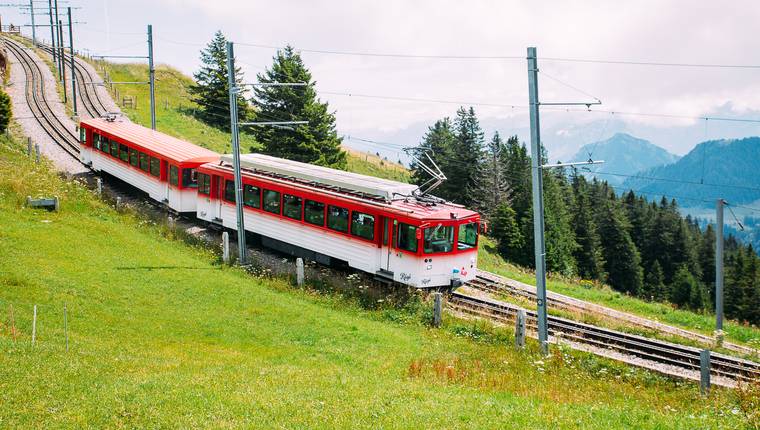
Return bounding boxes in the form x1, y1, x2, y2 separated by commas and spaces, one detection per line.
397, 223, 418, 253
263, 189, 281, 214
327, 205, 349, 233
169, 165, 179, 186
224, 180, 236, 202
351, 211, 375, 241
304, 200, 325, 226
283, 194, 302, 220
243, 184, 260, 208
182, 168, 197, 188
197, 173, 211, 195
197, 173, 211, 196
119, 143, 129, 162
424, 224, 454, 253
129, 148, 139, 167
100, 137, 109, 154
149, 157, 161, 177
457, 222, 479, 250
110, 140, 119, 158
80, 127, 87, 144
139, 152, 149, 172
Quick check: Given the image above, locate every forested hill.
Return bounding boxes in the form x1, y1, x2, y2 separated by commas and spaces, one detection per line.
622, 137, 760, 206
571, 133, 679, 185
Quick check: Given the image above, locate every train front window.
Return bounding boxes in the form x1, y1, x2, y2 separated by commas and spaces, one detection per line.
263, 189, 281, 214
351, 211, 375, 241
397, 223, 418, 253
327, 205, 348, 233
457, 222, 478, 250
182, 168, 197, 188
424, 224, 454, 253
243, 184, 260, 208
283, 194, 302, 220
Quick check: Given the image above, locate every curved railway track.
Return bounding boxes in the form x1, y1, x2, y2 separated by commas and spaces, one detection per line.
38, 44, 110, 118
3, 37, 83, 162
452, 277, 760, 386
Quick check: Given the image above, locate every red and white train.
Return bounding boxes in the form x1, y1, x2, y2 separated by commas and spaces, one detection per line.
79, 117, 480, 288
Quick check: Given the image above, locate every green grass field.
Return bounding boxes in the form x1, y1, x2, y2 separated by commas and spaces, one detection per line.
1, 129, 757, 427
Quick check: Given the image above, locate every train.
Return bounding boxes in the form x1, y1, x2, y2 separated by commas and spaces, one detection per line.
79, 116, 480, 289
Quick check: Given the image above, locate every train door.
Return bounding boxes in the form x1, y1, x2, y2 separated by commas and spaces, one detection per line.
380, 216, 392, 271
214, 175, 223, 220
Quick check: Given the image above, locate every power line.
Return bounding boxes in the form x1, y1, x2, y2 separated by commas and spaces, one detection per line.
235, 42, 524, 60
542, 105, 760, 124
590, 170, 760, 194
320, 90, 526, 109
541, 56, 760, 70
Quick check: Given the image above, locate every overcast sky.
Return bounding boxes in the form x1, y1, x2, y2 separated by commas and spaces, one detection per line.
7, 0, 760, 157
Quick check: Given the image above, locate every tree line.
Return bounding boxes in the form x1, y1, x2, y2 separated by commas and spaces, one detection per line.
413, 107, 760, 326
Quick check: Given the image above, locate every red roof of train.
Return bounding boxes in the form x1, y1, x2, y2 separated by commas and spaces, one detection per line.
80, 118, 219, 165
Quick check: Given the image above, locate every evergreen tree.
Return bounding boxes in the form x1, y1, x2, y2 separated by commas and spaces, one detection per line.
447, 107, 484, 207
698, 224, 716, 302
252, 46, 346, 168
543, 169, 578, 276
0, 89, 10, 133
596, 200, 643, 295
670, 266, 706, 310
472, 132, 511, 219
570, 173, 605, 280
412, 118, 457, 200
643, 260, 666, 301
491, 204, 524, 260
189, 31, 250, 129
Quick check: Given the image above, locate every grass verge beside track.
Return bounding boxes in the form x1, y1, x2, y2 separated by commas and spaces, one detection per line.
0, 131, 756, 428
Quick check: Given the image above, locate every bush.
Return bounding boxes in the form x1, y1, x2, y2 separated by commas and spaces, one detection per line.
0, 89, 10, 133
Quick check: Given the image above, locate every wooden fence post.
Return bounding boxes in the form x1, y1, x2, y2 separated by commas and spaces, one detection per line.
433, 292, 442, 327
515, 309, 526, 349
700, 349, 711, 395
296, 258, 304, 286
222, 231, 230, 264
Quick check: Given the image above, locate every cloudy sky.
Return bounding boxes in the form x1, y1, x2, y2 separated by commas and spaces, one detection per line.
7, 0, 760, 159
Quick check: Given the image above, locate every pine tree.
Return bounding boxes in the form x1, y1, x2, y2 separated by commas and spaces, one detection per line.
543, 170, 578, 276
596, 200, 643, 295
472, 132, 511, 219
189, 31, 250, 129
643, 260, 666, 301
670, 266, 705, 310
447, 107, 484, 207
412, 118, 456, 200
570, 173, 605, 280
0, 89, 10, 133
491, 204, 524, 260
252, 46, 346, 168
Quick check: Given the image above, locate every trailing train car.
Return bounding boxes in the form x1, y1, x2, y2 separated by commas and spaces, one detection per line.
196, 154, 480, 288
79, 117, 219, 212
78, 118, 480, 288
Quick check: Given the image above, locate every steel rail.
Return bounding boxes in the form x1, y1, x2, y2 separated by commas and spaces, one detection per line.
3, 37, 84, 163
38, 44, 109, 117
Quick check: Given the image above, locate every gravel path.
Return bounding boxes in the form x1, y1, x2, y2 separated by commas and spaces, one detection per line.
4, 39, 87, 175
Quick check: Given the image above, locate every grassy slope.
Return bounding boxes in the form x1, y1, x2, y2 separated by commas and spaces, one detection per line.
91, 61, 407, 182
80, 60, 759, 347
0, 133, 752, 428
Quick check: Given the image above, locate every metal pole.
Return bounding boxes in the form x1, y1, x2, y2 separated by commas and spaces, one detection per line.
715, 199, 724, 332
147, 24, 156, 130
58, 19, 66, 103
67, 7, 76, 117
54, 0, 62, 79
47, 0, 55, 67
700, 349, 711, 395
226, 41, 247, 264
527, 46, 549, 355
29, 0, 36, 44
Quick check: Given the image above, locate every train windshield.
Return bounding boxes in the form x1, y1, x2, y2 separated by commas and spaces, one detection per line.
424, 224, 454, 253
457, 222, 478, 250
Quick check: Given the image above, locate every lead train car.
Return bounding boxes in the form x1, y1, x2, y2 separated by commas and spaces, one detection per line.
196, 154, 480, 288
78, 118, 480, 288
79, 118, 219, 212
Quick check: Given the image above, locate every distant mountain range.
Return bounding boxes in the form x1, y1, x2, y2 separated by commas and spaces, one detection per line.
622, 137, 760, 207
570, 133, 680, 186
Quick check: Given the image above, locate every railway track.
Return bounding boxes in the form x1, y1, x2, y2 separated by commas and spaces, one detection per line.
451, 277, 760, 386
3, 37, 83, 163
38, 44, 110, 118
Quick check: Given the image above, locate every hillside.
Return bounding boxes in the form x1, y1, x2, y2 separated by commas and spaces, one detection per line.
571, 133, 680, 185
3, 130, 753, 427
622, 137, 760, 206
87, 61, 408, 182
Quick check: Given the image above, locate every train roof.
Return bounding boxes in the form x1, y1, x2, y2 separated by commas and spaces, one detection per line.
80, 117, 219, 165
206, 154, 478, 222
221, 153, 419, 202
